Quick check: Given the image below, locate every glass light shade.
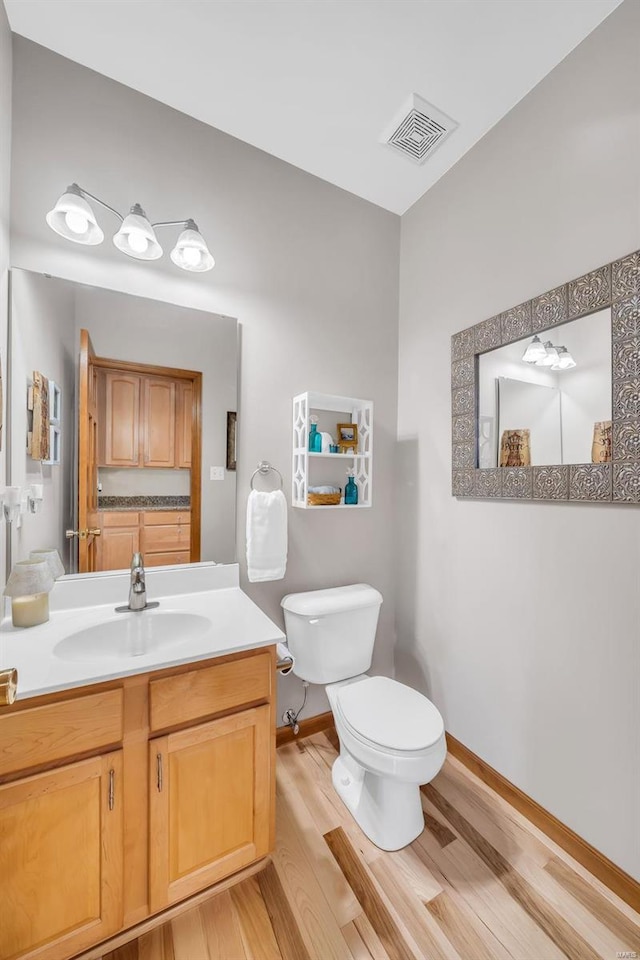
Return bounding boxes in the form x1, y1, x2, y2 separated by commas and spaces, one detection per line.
46, 184, 104, 245
521, 336, 547, 364
537, 342, 560, 366
170, 221, 214, 272
551, 346, 577, 370
30, 548, 65, 580
4, 559, 55, 599
113, 205, 163, 260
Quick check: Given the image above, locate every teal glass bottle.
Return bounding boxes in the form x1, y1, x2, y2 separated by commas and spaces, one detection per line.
344, 473, 358, 505
308, 417, 322, 452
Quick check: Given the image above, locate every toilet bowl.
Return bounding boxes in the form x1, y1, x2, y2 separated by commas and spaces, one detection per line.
327, 675, 446, 850
281, 584, 447, 851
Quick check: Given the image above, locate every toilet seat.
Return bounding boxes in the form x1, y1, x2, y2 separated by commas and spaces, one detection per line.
335, 676, 444, 753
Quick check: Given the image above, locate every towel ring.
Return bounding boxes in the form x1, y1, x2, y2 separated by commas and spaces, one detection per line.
250, 461, 283, 491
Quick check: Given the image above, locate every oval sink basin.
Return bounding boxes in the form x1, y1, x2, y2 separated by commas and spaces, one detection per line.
53, 611, 211, 661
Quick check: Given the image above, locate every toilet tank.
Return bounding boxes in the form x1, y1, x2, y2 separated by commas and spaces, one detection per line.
281, 584, 383, 684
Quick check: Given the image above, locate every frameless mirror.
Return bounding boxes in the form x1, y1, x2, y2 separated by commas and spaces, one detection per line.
9, 269, 238, 574
478, 308, 611, 468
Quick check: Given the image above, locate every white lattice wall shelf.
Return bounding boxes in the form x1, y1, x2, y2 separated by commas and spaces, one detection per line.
292, 392, 373, 509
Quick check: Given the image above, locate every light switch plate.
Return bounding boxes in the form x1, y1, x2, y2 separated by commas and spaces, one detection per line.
209, 466, 225, 481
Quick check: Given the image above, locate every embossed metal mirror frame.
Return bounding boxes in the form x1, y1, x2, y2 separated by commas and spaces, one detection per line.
451, 249, 640, 502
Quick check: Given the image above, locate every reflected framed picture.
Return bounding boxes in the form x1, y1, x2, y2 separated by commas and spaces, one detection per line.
336, 422, 358, 453
226, 411, 237, 471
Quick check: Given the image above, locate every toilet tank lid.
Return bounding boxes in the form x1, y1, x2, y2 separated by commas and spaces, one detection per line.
281, 584, 383, 617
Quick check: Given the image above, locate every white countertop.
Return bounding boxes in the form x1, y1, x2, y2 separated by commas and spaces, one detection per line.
0, 563, 285, 700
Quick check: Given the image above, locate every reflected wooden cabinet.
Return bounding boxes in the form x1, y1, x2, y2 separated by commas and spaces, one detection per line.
99, 523, 141, 571
103, 372, 140, 467
0, 752, 123, 960
99, 371, 187, 470
149, 705, 270, 911
143, 378, 176, 468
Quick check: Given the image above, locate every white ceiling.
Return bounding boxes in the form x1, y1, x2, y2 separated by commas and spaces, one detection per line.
4, 0, 622, 214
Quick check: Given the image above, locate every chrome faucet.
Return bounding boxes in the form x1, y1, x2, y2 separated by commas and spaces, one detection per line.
115, 553, 159, 613
129, 552, 147, 611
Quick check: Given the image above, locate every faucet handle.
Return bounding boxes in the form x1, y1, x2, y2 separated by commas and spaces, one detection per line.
131, 552, 144, 569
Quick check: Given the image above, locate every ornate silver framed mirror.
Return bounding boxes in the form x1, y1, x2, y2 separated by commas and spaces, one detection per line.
451, 249, 640, 502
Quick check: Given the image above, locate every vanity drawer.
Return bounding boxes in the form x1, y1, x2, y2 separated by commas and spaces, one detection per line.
0, 688, 124, 778
149, 652, 271, 732
143, 511, 190, 526
143, 523, 191, 553
102, 510, 140, 527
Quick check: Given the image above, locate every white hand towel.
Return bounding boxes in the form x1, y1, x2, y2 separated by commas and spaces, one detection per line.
246, 489, 288, 582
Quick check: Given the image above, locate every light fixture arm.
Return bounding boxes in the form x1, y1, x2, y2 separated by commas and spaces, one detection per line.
152, 218, 198, 230
72, 183, 124, 222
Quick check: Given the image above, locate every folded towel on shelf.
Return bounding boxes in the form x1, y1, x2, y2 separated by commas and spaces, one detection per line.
246, 489, 288, 582
308, 485, 341, 494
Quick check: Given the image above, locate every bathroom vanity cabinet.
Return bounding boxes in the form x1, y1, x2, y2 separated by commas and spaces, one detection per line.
0, 646, 275, 960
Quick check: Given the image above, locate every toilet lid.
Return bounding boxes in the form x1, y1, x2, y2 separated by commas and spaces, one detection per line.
336, 676, 444, 752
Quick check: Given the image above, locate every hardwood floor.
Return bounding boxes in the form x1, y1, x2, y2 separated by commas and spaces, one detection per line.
97, 730, 640, 960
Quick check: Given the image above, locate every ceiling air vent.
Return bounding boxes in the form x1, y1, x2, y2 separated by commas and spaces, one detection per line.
382, 94, 458, 165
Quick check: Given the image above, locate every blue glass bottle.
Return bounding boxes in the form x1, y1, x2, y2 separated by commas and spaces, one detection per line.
344, 472, 358, 505
308, 417, 322, 452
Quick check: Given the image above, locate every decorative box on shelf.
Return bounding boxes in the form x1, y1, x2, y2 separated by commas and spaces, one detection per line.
292, 392, 373, 509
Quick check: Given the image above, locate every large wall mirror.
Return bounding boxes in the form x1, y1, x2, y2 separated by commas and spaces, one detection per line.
8, 269, 238, 573
451, 249, 640, 502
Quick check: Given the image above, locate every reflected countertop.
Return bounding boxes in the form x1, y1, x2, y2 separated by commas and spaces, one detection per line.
98, 496, 191, 512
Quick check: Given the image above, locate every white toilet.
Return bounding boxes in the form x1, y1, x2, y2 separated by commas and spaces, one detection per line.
281, 583, 446, 851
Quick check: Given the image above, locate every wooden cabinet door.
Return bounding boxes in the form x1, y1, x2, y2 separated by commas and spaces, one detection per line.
0, 752, 123, 960
149, 705, 271, 912
104, 372, 140, 467
175, 381, 193, 468
143, 378, 176, 468
98, 525, 140, 572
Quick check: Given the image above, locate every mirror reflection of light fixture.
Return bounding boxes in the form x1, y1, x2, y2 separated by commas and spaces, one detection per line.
537, 341, 560, 367
521, 335, 547, 363
46, 184, 215, 272
551, 346, 577, 370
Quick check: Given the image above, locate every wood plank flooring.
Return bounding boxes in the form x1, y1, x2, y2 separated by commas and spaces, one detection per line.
98, 730, 640, 960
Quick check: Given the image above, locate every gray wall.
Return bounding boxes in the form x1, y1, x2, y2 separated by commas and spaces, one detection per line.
397, 0, 640, 879
9, 37, 400, 719
10, 271, 75, 564
0, 4, 11, 588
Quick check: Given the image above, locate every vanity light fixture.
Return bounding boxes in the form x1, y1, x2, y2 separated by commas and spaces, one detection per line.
551, 346, 577, 370
536, 341, 561, 367
46, 184, 215, 272
521, 335, 547, 363
521, 336, 577, 370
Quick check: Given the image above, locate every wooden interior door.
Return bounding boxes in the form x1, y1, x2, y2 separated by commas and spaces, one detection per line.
148, 705, 271, 912
78, 330, 101, 573
175, 380, 193, 468
0, 752, 123, 960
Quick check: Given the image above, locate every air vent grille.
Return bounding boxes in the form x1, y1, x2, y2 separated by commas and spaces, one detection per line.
382, 94, 457, 165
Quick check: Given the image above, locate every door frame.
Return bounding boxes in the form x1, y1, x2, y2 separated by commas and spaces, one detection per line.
93, 356, 203, 563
